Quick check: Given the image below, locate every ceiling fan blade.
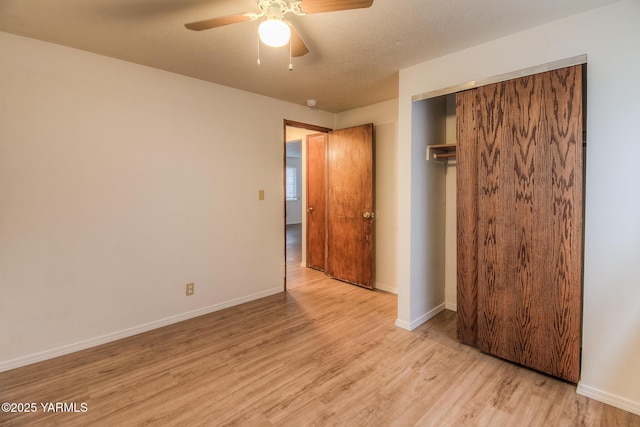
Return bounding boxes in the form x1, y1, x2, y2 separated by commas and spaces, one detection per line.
289, 24, 309, 57
298, 0, 373, 14
185, 13, 250, 31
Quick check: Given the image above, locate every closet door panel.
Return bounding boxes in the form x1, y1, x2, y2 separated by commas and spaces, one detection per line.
475, 81, 519, 362
509, 74, 549, 371
544, 66, 583, 382
456, 89, 479, 346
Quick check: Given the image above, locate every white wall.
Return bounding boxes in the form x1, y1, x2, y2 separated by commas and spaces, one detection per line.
335, 99, 399, 294
0, 31, 333, 371
397, 0, 640, 414
444, 95, 457, 311
397, 97, 448, 329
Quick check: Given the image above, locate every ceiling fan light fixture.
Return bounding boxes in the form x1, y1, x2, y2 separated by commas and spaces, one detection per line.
258, 17, 291, 47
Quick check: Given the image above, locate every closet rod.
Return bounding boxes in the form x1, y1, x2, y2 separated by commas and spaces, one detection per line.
433, 152, 456, 160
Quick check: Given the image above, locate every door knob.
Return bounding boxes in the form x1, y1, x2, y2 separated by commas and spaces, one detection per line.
307, 207, 314, 213
363, 212, 374, 219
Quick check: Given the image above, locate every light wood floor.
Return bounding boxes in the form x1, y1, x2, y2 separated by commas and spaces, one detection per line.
1, 224, 638, 426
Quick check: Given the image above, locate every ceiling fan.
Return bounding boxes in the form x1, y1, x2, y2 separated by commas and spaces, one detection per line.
185, 0, 374, 59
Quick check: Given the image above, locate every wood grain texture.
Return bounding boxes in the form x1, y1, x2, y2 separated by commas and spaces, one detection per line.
299, 0, 374, 14
509, 73, 544, 371
476, 81, 512, 361
289, 24, 309, 57
457, 65, 584, 383
0, 226, 635, 426
456, 89, 479, 346
326, 124, 374, 288
184, 14, 250, 31
306, 133, 327, 271
545, 65, 583, 383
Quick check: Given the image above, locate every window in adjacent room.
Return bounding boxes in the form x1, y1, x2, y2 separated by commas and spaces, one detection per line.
286, 166, 298, 201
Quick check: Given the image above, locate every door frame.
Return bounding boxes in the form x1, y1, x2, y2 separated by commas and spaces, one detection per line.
283, 119, 332, 291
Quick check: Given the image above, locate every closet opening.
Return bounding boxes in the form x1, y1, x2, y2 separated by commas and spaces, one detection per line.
415, 93, 458, 313
414, 56, 586, 383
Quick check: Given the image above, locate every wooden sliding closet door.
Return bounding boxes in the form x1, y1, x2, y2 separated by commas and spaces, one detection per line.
457, 65, 584, 383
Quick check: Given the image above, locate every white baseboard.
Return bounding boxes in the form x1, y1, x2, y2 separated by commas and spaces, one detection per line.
395, 303, 446, 331
394, 318, 412, 330
0, 286, 283, 373
445, 302, 457, 312
577, 382, 640, 415
374, 281, 398, 294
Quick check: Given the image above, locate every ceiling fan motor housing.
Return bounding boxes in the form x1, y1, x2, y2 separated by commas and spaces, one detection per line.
257, 1, 306, 17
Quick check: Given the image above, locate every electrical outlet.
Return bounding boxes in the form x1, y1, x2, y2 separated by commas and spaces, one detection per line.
186, 282, 194, 296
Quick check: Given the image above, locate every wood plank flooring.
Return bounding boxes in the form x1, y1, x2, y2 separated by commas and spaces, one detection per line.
1, 224, 638, 426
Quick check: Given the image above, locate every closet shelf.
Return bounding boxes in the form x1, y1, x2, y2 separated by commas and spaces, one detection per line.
427, 143, 456, 162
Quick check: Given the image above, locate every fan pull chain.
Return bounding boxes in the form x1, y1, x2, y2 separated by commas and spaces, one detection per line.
257, 31, 261, 65
288, 39, 293, 71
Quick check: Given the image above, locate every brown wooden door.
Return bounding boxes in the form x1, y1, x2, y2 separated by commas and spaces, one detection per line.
457, 65, 584, 383
306, 133, 327, 271
326, 124, 375, 288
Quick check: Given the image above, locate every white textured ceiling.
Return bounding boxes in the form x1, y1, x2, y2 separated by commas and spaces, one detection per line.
0, 0, 618, 112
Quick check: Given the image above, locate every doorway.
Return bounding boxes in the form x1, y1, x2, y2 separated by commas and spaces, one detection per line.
283, 120, 376, 290
284, 120, 332, 290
